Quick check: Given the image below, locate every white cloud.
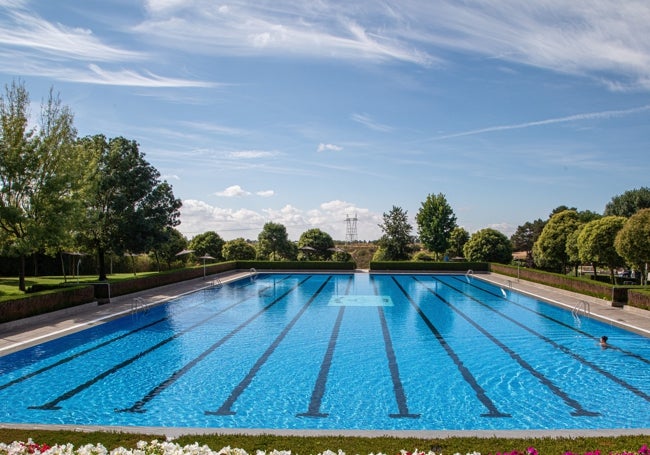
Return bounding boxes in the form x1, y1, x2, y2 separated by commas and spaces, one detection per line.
317, 143, 343, 152
256, 190, 275, 197
178, 198, 382, 241
215, 185, 250, 197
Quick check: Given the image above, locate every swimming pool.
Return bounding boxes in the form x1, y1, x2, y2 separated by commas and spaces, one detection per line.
0, 273, 648, 431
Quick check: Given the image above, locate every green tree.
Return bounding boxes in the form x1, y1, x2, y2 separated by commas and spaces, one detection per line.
76, 135, 182, 280
604, 187, 650, 217
565, 228, 583, 277
415, 193, 457, 260
532, 210, 581, 273
578, 216, 627, 283
0, 81, 80, 290
298, 228, 334, 260
446, 226, 470, 259
510, 219, 545, 264
257, 222, 296, 260
222, 238, 257, 261
150, 227, 187, 270
463, 228, 512, 263
188, 231, 225, 261
615, 208, 650, 285
378, 206, 413, 261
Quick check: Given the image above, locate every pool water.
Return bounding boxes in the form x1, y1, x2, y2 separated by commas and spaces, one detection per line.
0, 273, 648, 431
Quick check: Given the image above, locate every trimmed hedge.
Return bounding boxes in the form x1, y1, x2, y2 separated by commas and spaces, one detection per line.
236, 260, 356, 271
489, 263, 635, 306
370, 261, 489, 272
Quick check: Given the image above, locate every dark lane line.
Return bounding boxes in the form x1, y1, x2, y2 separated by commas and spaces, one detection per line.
453, 276, 650, 365
4, 278, 275, 391
438, 276, 650, 403
298, 276, 352, 418
119, 275, 313, 413
391, 277, 510, 418
30, 276, 305, 411
415, 277, 599, 416
206, 276, 332, 416
1, 317, 167, 391
371, 276, 419, 418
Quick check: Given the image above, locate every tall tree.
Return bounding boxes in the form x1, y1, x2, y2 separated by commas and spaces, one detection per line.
0, 81, 79, 290
415, 193, 457, 260
378, 205, 413, 261
604, 187, 650, 217
257, 222, 295, 260
463, 228, 512, 263
532, 210, 581, 273
447, 226, 470, 259
76, 135, 181, 280
615, 208, 650, 285
577, 216, 627, 283
510, 218, 545, 264
298, 228, 334, 260
188, 231, 225, 261
222, 238, 256, 261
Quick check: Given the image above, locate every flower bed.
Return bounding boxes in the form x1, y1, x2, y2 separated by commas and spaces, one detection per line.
0, 440, 647, 455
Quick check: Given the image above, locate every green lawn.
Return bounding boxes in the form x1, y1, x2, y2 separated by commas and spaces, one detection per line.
0, 273, 160, 301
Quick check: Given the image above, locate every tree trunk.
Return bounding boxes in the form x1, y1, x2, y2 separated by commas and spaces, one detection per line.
19, 253, 26, 291
591, 262, 597, 280
98, 247, 107, 281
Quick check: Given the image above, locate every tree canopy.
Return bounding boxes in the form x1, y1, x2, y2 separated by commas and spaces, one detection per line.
463, 228, 512, 263
532, 210, 581, 272
614, 208, 650, 285
577, 216, 627, 282
0, 80, 80, 290
222, 238, 256, 261
188, 231, 225, 261
257, 222, 296, 260
604, 187, 650, 218
76, 135, 182, 280
298, 228, 334, 260
415, 193, 457, 260
378, 205, 413, 261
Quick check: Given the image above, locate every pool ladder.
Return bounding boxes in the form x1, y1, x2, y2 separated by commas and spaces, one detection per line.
250, 267, 258, 282
571, 300, 590, 326
131, 297, 150, 318
212, 278, 223, 288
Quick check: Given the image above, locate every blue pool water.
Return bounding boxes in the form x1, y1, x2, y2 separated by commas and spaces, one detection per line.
1, 273, 649, 431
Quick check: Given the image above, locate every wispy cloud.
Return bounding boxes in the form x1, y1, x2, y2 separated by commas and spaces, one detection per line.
227, 150, 278, 159
317, 143, 343, 152
351, 113, 393, 132
429, 104, 650, 141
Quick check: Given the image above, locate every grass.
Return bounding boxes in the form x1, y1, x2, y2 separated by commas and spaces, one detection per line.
0, 429, 648, 454
0, 273, 161, 301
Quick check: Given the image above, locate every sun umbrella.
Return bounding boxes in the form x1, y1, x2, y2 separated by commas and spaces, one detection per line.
175, 249, 195, 256
198, 254, 215, 277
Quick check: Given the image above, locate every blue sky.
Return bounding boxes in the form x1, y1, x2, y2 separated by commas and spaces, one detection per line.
1, 1, 649, 241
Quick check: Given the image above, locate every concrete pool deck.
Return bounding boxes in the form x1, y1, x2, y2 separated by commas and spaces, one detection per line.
1, 270, 649, 438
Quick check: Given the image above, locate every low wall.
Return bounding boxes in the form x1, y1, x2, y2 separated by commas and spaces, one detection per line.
0, 286, 95, 323
370, 261, 489, 272
490, 263, 631, 306
628, 289, 650, 310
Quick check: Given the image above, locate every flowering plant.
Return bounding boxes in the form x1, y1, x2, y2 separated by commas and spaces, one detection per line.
0, 440, 648, 455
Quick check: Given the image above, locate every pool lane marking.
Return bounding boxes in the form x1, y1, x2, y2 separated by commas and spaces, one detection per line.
206, 276, 332, 416
440, 276, 650, 403
416, 277, 600, 416
3, 275, 283, 387
0, 317, 167, 391
378, 307, 420, 419
118, 275, 313, 414
297, 276, 352, 418
452, 276, 650, 366
297, 307, 345, 418
391, 277, 510, 418
370, 275, 419, 419
29, 275, 307, 411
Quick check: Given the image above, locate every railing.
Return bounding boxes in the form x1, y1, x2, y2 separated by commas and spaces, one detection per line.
571, 300, 590, 326
465, 269, 473, 282
250, 267, 258, 282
